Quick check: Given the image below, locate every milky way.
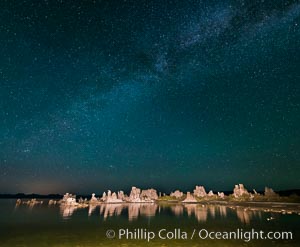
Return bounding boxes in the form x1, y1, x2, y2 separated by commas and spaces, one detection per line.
0, 0, 300, 193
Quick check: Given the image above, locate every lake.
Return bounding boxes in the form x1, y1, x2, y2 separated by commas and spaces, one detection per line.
0, 199, 299, 247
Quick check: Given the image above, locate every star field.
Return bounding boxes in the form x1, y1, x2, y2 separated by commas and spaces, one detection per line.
0, 0, 300, 194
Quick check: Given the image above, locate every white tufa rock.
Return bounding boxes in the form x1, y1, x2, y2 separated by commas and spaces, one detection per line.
193, 186, 207, 197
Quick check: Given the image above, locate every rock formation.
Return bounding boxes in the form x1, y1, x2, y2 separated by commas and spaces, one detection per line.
182, 192, 197, 203
104, 190, 123, 203
141, 188, 158, 201
129, 186, 142, 202
117, 191, 125, 200
101, 192, 107, 202
16, 199, 21, 205
60, 193, 78, 206
193, 186, 207, 197
207, 190, 215, 197
233, 184, 249, 198
170, 190, 184, 199
264, 187, 278, 197
23, 198, 43, 206
48, 199, 57, 205
127, 186, 158, 202
89, 193, 99, 204
217, 192, 225, 199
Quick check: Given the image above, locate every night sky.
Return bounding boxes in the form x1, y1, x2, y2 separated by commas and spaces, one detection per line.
1, 0, 300, 194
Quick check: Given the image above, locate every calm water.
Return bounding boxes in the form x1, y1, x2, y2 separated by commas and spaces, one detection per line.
0, 199, 299, 247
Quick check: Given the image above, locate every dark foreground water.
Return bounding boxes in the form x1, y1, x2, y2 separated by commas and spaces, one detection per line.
0, 199, 299, 247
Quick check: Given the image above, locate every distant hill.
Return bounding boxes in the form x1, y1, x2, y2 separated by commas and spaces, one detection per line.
0, 193, 98, 199
0, 193, 63, 199
277, 189, 300, 197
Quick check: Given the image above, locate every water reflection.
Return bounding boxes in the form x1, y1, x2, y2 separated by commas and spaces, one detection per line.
60, 205, 78, 219
171, 204, 184, 216
235, 207, 262, 224
55, 203, 264, 224
98, 203, 158, 221
100, 203, 123, 219
134, 203, 158, 220
88, 205, 97, 216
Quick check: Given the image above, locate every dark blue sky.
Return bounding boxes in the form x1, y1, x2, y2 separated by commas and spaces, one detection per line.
0, 0, 300, 194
